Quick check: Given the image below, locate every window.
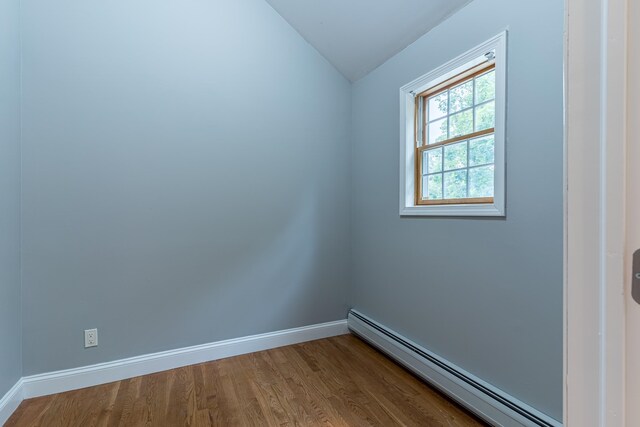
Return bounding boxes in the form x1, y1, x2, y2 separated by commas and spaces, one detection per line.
399, 32, 506, 216
418, 63, 496, 205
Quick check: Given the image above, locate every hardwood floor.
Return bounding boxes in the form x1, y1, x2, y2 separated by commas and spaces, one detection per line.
6, 334, 485, 426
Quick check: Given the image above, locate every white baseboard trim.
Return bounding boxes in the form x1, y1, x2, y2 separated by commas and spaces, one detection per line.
348, 310, 561, 427
1, 319, 346, 415
0, 379, 24, 426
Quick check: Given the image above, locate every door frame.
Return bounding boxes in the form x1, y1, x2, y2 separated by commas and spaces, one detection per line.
565, 0, 627, 425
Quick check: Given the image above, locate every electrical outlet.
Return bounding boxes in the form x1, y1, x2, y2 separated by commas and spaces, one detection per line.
84, 328, 98, 348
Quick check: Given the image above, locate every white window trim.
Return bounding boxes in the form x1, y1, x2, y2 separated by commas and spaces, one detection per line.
399, 31, 507, 217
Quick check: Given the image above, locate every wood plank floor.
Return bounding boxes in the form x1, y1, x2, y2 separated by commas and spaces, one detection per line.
6, 334, 486, 426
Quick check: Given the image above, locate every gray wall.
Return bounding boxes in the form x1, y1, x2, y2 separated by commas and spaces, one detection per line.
20, 0, 351, 375
350, 0, 563, 421
0, 0, 22, 397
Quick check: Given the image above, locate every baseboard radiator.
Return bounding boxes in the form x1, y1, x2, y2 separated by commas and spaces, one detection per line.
347, 310, 561, 427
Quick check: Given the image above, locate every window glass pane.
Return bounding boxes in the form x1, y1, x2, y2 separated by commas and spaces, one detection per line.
424, 147, 443, 174
428, 92, 448, 121
469, 165, 494, 197
444, 170, 467, 199
469, 135, 495, 166
474, 101, 495, 131
443, 141, 467, 171
449, 81, 473, 113
475, 70, 495, 104
449, 109, 473, 138
422, 175, 428, 199
428, 117, 448, 145
425, 174, 443, 200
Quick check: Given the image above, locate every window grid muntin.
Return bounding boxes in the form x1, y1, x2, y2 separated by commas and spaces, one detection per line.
426, 101, 494, 141
421, 133, 495, 201
427, 99, 494, 126
425, 69, 496, 147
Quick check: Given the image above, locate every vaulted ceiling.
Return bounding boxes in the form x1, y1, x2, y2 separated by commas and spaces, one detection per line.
264, 0, 472, 82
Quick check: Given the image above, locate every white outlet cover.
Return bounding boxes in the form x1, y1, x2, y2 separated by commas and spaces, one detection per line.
84, 328, 98, 348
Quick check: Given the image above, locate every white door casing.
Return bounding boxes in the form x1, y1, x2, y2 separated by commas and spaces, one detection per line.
565, 0, 627, 425
626, 0, 640, 424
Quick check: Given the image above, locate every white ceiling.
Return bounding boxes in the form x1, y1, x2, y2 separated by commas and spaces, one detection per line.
264, 0, 472, 82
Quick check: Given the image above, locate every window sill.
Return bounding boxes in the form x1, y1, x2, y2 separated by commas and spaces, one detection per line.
400, 202, 505, 217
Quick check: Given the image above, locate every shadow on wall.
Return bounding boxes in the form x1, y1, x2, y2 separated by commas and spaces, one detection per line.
120, 192, 322, 341
186, 192, 321, 333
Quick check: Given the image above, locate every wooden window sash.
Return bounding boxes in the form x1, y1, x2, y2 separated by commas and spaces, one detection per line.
416, 153, 496, 206
417, 116, 495, 205
419, 127, 495, 151
414, 59, 496, 206
417, 61, 495, 99
418, 197, 494, 206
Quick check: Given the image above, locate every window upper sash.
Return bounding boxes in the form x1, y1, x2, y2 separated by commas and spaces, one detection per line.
416, 60, 495, 99
415, 61, 496, 150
